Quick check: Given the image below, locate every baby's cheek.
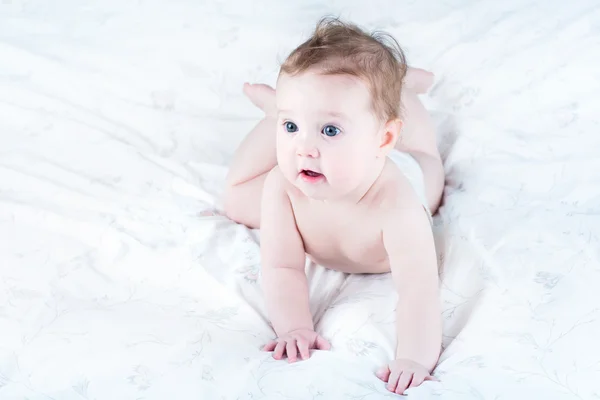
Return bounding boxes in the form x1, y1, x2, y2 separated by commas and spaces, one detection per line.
328, 156, 363, 184
279, 146, 300, 181
333, 163, 353, 181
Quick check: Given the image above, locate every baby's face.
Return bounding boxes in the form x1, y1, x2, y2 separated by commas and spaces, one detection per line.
275, 71, 386, 200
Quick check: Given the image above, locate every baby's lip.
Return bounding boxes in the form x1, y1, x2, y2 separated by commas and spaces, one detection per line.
299, 169, 323, 177
299, 169, 325, 183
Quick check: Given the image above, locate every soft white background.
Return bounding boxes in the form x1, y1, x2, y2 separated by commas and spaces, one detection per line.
1, 0, 599, 399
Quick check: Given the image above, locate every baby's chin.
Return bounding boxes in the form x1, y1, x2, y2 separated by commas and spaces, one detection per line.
289, 178, 330, 200
293, 182, 329, 200
302, 190, 333, 201
294, 181, 357, 201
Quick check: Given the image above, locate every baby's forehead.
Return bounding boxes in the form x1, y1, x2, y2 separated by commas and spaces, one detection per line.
276, 71, 373, 115
277, 70, 367, 93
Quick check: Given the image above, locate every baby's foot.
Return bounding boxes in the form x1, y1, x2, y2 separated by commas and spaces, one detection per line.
404, 67, 435, 94
243, 82, 277, 116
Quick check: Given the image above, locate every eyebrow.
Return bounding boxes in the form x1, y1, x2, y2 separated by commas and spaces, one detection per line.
323, 111, 350, 120
277, 109, 350, 120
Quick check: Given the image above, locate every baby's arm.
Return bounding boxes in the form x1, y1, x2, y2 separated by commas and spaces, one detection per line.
377, 202, 441, 394
260, 167, 330, 361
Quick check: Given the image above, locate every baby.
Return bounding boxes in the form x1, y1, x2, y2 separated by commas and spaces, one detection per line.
223, 18, 444, 395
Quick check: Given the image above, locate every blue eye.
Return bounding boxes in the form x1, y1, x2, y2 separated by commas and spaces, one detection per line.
322, 125, 341, 137
284, 121, 298, 133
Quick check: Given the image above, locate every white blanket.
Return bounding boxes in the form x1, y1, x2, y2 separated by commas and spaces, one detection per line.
1, 0, 599, 399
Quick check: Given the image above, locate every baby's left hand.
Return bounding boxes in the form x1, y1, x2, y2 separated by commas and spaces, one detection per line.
376, 359, 438, 395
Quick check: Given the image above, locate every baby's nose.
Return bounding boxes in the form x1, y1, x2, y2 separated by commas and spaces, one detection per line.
296, 136, 319, 158
296, 143, 319, 158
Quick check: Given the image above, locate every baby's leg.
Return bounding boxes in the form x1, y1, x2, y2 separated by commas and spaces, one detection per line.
403, 67, 435, 94
396, 72, 444, 214
223, 83, 277, 228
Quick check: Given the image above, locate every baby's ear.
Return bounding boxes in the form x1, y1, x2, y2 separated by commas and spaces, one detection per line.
378, 118, 403, 155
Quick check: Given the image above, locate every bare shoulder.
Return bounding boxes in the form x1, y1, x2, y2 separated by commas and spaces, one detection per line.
265, 165, 303, 199
376, 163, 437, 278
366, 161, 434, 257
264, 165, 285, 187
368, 161, 425, 218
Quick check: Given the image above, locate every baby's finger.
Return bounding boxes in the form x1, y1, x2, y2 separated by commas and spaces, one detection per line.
297, 338, 310, 360
262, 341, 277, 352
286, 339, 298, 363
395, 372, 413, 395
424, 375, 440, 382
409, 371, 427, 388
315, 335, 331, 350
273, 341, 286, 360
376, 366, 391, 382
386, 369, 401, 392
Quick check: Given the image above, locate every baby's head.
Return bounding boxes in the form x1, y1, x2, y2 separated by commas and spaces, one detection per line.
275, 17, 407, 200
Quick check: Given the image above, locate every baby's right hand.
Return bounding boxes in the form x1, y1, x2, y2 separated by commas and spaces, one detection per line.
263, 329, 331, 362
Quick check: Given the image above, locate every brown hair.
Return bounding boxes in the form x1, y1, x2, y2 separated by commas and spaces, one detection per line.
280, 17, 407, 121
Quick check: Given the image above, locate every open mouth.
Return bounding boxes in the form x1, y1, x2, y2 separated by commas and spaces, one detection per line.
302, 170, 322, 177
300, 169, 324, 182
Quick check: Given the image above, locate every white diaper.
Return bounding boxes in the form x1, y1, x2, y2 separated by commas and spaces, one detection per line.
387, 149, 432, 223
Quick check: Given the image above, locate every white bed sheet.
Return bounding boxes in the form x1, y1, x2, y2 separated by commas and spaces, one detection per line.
1, 0, 599, 399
